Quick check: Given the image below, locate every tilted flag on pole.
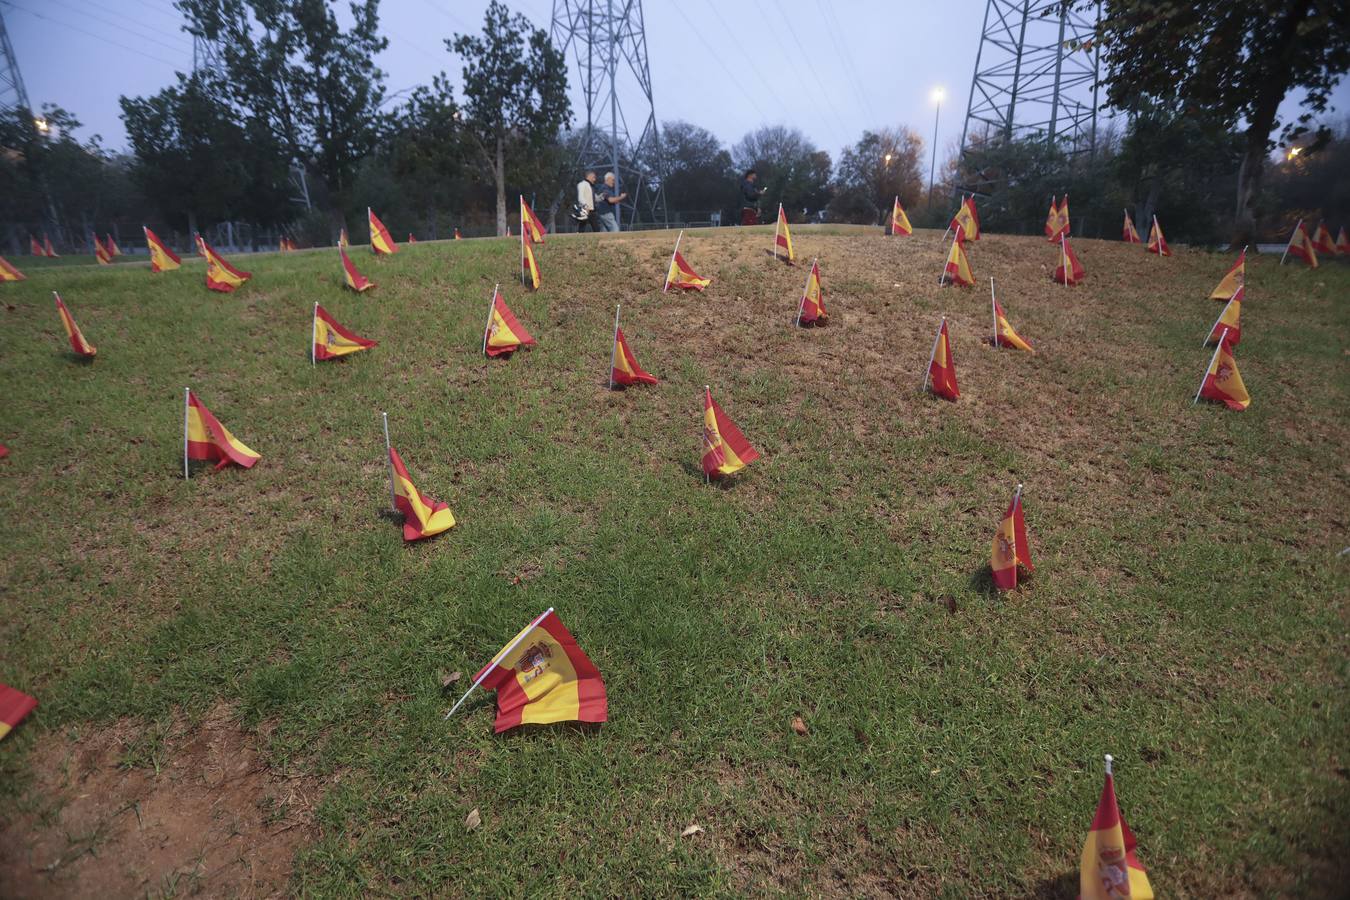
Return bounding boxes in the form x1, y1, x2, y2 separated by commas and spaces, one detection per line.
1195, 330, 1250, 411
1056, 194, 1071, 238
44, 235, 59, 257
990, 483, 1034, 590
796, 259, 828, 327
942, 229, 975, 287
924, 317, 960, 401
93, 234, 113, 265
702, 386, 760, 479
185, 389, 261, 471
1336, 226, 1350, 255
522, 236, 541, 290
1204, 286, 1242, 346
1055, 236, 1085, 286
340, 245, 374, 292
407, 233, 417, 243
106, 234, 121, 256
609, 306, 658, 388
144, 226, 181, 273
0, 683, 37, 742
454, 227, 463, 240
338, 227, 349, 248
483, 286, 536, 357
388, 445, 456, 541
1311, 222, 1336, 255
991, 283, 1033, 353
1283, 220, 1318, 268
1044, 196, 1060, 240
368, 207, 397, 255
1146, 217, 1171, 256
891, 196, 913, 236
313, 303, 377, 361
1080, 756, 1154, 900
951, 196, 981, 241
520, 195, 546, 243
202, 240, 252, 293
194, 232, 207, 257
665, 232, 711, 291
54, 292, 96, 358
29, 235, 46, 256
1209, 248, 1245, 300
455, 608, 607, 733
1122, 209, 1142, 244
0, 255, 26, 282
774, 203, 795, 263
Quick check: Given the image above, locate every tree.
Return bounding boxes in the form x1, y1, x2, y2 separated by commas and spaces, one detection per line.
658, 120, 734, 220
450, 1, 571, 235
828, 128, 924, 224
385, 75, 471, 237
1077, 0, 1350, 245
732, 126, 832, 221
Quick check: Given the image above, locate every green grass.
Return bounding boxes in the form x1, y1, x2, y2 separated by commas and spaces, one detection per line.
1, 227, 1347, 896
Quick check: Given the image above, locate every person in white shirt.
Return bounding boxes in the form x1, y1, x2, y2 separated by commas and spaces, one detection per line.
575, 170, 600, 232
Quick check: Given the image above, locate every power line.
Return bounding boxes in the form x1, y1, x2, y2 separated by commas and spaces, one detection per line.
694, 0, 784, 121
666, 2, 768, 123
748, 0, 852, 139
2, 1, 183, 69
59, 0, 191, 47
815, 0, 880, 128
46, 0, 191, 56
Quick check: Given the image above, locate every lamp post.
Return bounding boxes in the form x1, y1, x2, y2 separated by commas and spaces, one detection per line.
927, 86, 944, 209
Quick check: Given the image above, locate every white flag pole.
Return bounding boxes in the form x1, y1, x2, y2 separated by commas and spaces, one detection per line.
482, 284, 499, 356
608, 304, 621, 390
1104, 753, 1113, 776
922, 317, 943, 392
311, 302, 318, 366
1194, 328, 1229, 405
703, 385, 711, 485
663, 230, 683, 293
1202, 299, 1234, 348
182, 387, 190, 480
990, 278, 998, 348
1280, 220, 1301, 266
380, 411, 397, 511
939, 229, 958, 286
1061, 234, 1067, 288
367, 207, 372, 246
519, 200, 526, 288
795, 260, 814, 328
445, 608, 556, 720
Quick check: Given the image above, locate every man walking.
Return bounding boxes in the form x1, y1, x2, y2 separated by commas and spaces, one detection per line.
739, 169, 764, 225
596, 172, 629, 232
575, 170, 600, 232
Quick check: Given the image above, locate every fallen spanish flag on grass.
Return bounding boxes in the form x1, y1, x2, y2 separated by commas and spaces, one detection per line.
0, 255, 26, 282
483, 285, 536, 357
184, 389, 261, 474
609, 305, 657, 388
990, 282, 1033, 352
1282, 220, 1318, 268
144, 226, 181, 273
387, 443, 456, 541
1080, 755, 1153, 900
202, 240, 252, 293
368, 207, 397, 255
702, 385, 759, 479
54, 291, 96, 359
664, 231, 710, 291
340, 245, 374, 292
312, 303, 376, 363
0, 683, 37, 742
1194, 331, 1249, 411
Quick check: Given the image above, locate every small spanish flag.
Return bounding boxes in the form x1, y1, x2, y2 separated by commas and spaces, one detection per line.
195, 232, 207, 257
0, 683, 37, 742
460, 608, 607, 733
144, 226, 181, 273
407, 233, 417, 243
368, 207, 397, 255
609, 306, 657, 388
1209, 248, 1244, 300
991, 291, 1033, 353
54, 291, 96, 358
890, 196, 912, 236
106, 234, 122, 256
1336, 226, 1350, 255
0, 255, 26, 282
702, 386, 759, 479
1311, 222, 1336, 255
93, 234, 113, 265
990, 484, 1033, 590
340, 245, 374, 292
338, 227, 349, 248
1055, 236, 1085, 286
1044, 197, 1060, 240
389, 445, 456, 541
520, 195, 546, 243
1284, 221, 1318, 268
925, 317, 959, 401
1122, 210, 1142, 244
202, 240, 252, 293
1146, 217, 1171, 256
312, 303, 376, 362
943, 230, 975, 287
454, 228, 463, 240
1205, 287, 1242, 346
44, 235, 59, 257
185, 389, 261, 471
484, 286, 536, 357
665, 233, 710, 291
774, 203, 795, 263
522, 236, 541, 290
1055, 194, 1070, 238
796, 259, 827, 326
950, 196, 981, 241
29, 235, 46, 256
1080, 756, 1154, 900
1196, 331, 1249, 411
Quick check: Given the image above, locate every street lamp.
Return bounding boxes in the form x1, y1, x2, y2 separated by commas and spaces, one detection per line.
33, 117, 49, 136
928, 86, 945, 209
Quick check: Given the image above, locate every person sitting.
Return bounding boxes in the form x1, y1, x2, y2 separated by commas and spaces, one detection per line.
739, 169, 764, 226
596, 172, 629, 232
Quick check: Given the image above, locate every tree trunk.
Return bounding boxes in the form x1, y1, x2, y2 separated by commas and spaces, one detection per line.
1232, 122, 1272, 250
494, 134, 507, 236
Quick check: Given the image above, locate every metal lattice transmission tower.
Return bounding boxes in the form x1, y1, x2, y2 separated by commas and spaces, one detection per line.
0, 7, 32, 119
957, 0, 1101, 195
551, 0, 666, 227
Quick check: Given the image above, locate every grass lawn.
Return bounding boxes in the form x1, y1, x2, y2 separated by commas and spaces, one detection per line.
0, 226, 1347, 896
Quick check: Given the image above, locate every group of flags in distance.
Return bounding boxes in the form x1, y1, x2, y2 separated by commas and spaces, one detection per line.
1282, 218, 1350, 268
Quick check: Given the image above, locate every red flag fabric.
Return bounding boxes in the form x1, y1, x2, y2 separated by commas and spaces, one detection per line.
1311, 222, 1336, 255
926, 318, 959, 401
454, 227, 463, 240
1336, 226, 1350, 255
702, 387, 760, 478
1080, 762, 1154, 899
93, 234, 113, 265
796, 260, 827, 326
484, 288, 536, 357
43, 235, 59, 257
520, 195, 547, 243
144, 226, 182, 273
29, 235, 46, 257
389, 445, 456, 541
1054, 237, 1085, 285
55, 292, 97, 358
0, 255, 26, 282
990, 487, 1034, 590
0, 683, 38, 741
475, 610, 607, 733
313, 303, 377, 360
1146, 218, 1171, 256
340, 246, 374, 292
1122, 210, 1142, 244
611, 326, 658, 387
1044, 197, 1060, 240
1286, 222, 1318, 268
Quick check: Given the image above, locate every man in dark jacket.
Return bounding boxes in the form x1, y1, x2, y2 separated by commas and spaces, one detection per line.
739, 169, 764, 225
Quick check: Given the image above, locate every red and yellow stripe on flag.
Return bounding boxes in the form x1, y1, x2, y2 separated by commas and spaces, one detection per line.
950, 197, 981, 241
313, 303, 376, 360
1080, 757, 1154, 900
522, 237, 541, 290
454, 228, 463, 240
775, 204, 795, 263
54, 292, 96, 358
1055, 237, 1085, 285
30, 235, 46, 256
144, 226, 182, 273
990, 485, 1033, 590
0, 683, 37, 741
611, 326, 658, 387
186, 390, 261, 470
1209, 248, 1244, 300
340, 246, 374, 292
702, 386, 759, 479
368, 207, 397, 255
520, 195, 546, 243
107, 234, 121, 256
389, 445, 455, 541
0, 255, 26, 282
1336, 226, 1350, 255
484, 287, 536, 357
0, 443, 8, 458
338, 227, 349, 248
1285, 222, 1318, 268
796, 259, 827, 326
666, 250, 710, 291
1056, 195, 1071, 238
1146, 217, 1171, 256
890, 196, 912, 236
1205, 287, 1242, 346
943, 231, 975, 287
93, 234, 113, 265
1044, 197, 1060, 240
925, 317, 959, 401
1122, 210, 1141, 244
195, 233, 207, 257
993, 298, 1033, 353
44, 235, 59, 257
1196, 332, 1250, 411
475, 609, 607, 733
202, 240, 252, 292
1311, 222, 1336, 255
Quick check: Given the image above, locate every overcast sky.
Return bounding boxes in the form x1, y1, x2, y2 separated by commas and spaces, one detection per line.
6, 0, 1348, 163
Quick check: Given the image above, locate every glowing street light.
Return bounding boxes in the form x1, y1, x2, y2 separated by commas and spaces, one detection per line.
33, 117, 49, 136
1286, 146, 1302, 160
928, 86, 946, 208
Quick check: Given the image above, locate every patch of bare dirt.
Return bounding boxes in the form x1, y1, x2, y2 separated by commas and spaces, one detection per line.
0, 702, 326, 899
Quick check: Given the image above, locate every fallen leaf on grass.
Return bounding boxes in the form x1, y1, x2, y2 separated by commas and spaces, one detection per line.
465, 808, 481, 830
791, 716, 808, 736
681, 824, 704, 838
441, 671, 462, 689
